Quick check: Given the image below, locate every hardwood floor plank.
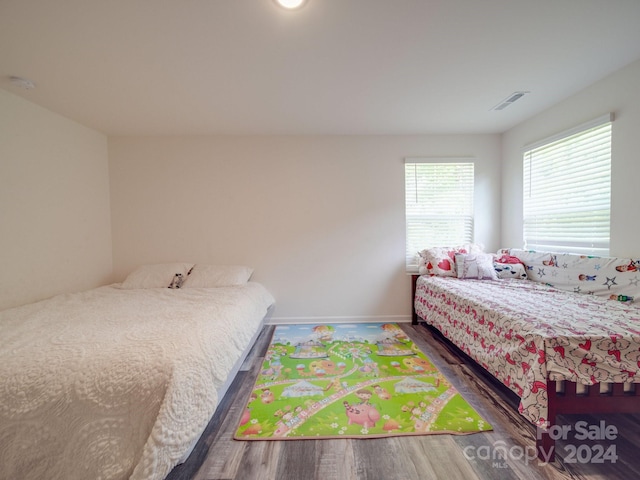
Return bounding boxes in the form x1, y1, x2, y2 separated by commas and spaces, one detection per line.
272, 440, 320, 480
451, 433, 523, 480
351, 437, 422, 480
231, 440, 282, 480
313, 439, 357, 480
400, 435, 482, 480
194, 430, 247, 480
400, 323, 463, 366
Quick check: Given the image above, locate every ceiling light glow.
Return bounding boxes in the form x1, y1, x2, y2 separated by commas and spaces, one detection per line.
275, 0, 307, 9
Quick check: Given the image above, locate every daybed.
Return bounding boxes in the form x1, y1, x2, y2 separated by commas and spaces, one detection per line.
411, 248, 640, 460
0, 263, 275, 480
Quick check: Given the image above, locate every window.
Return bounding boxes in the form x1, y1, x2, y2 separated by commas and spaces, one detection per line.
405, 159, 474, 270
523, 114, 612, 256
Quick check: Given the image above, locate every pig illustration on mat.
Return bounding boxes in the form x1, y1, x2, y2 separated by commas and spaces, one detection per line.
343, 401, 381, 428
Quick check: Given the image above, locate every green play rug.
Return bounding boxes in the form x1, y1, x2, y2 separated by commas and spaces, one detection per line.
234, 323, 492, 440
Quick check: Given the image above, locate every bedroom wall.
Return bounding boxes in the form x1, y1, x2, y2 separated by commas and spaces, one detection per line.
108, 135, 501, 322
501, 58, 640, 257
0, 89, 113, 311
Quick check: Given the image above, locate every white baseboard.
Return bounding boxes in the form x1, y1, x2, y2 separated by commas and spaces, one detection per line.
266, 314, 412, 325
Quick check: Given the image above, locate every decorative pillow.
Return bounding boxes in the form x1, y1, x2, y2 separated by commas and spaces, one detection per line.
494, 262, 528, 279
509, 249, 640, 301
121, 263, 194, 289
182, 264, 253, 288
418, 244, 484, 276
454, 253, 498, 280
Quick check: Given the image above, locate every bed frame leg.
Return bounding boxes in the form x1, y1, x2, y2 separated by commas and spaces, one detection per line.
411, 274, 419, 325
537, 428, 556, 462
536, 381, 557, 462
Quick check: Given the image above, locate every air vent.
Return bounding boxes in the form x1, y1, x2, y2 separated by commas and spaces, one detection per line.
491, 91, 529, 111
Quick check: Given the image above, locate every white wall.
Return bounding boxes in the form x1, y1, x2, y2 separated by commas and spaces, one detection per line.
109, 135, 501, 322
501, 59, 640, 257
4, 57, 639, 319
0, 89, 113, 310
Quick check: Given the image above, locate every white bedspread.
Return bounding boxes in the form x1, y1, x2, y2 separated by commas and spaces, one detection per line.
0, 283, 274, 480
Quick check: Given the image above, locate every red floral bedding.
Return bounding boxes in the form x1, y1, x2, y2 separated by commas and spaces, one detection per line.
414, 276, 640, 427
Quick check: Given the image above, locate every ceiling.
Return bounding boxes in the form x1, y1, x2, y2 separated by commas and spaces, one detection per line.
2, 0, 640, 136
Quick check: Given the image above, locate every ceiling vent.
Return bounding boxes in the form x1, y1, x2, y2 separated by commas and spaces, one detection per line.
491, 91, 529, 111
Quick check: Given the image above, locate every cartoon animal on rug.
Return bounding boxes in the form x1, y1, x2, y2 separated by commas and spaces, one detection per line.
343, 401, 381, 428
392, 356, 436, 373
260, 388, 274, 404
298, 359, 346, 377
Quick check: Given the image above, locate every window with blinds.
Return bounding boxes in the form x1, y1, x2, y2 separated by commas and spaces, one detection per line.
523, 114, 613, 256
405, 160, 474, 270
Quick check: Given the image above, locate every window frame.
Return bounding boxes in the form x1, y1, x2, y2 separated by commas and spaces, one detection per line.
522, 114, 613, 256
404, 158, 475, 271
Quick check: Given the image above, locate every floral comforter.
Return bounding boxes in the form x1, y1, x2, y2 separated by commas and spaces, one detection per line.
414, 276, 640, 427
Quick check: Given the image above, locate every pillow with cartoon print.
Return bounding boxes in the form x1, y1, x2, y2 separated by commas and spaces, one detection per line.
509, 249, 640, 301
494, 262, 528, 279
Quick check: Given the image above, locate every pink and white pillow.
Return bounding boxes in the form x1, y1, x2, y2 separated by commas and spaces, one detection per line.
417, 244, 484, 276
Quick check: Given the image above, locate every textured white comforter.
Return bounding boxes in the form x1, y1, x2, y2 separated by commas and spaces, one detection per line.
0, 283, 274, 480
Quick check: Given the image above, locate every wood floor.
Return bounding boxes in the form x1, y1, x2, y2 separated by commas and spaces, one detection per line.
166, 323, 640, 480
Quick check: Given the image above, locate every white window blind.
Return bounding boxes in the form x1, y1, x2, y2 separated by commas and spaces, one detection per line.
405, 160, 474, 270
523, 114, 612, 256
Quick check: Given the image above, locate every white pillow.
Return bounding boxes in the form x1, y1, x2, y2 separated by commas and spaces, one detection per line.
183, 265, 253, 288
455, 253, 498, 280
121, 263, 194, 289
